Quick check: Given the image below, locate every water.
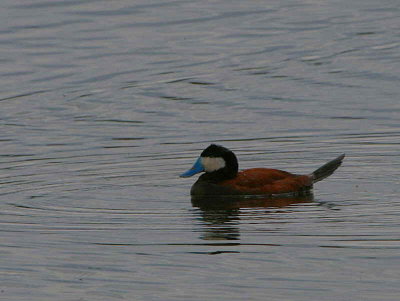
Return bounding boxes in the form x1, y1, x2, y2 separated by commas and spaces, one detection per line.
0, 0, 399, 300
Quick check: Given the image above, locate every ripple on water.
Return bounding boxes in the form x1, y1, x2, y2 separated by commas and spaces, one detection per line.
1, 0, 400, 300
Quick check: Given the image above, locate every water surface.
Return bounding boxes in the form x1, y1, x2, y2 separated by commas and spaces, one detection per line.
0, 0, 399, 300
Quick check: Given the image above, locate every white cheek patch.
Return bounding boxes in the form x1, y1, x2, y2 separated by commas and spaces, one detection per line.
201, 157, 226, 172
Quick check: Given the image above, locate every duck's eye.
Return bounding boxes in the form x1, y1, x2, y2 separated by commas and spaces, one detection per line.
201, 157, 226, 172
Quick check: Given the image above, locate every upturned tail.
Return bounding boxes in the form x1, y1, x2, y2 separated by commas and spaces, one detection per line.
310, 154, 345, 183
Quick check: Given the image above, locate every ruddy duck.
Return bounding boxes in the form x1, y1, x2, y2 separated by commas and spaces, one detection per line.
180, 144, 344, 196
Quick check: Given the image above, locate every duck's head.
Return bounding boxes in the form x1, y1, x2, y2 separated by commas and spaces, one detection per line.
180, 144, 238, 180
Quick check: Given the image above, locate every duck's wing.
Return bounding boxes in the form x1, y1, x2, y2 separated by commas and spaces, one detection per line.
221, 168, 312, 195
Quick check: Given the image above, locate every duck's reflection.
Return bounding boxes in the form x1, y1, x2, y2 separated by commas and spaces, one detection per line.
192, 193, 314, 241
195, 207, 241, 241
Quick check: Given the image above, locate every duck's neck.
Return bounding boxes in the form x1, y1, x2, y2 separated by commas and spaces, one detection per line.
198, 167, 237, 183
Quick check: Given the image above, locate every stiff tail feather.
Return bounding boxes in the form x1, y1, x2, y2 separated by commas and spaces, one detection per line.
310, 154, 345, 183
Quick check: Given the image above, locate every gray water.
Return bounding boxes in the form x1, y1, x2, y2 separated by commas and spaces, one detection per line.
1, 0, 400, 300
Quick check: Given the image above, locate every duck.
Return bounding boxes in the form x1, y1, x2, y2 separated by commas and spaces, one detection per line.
180, 144, 345, 196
